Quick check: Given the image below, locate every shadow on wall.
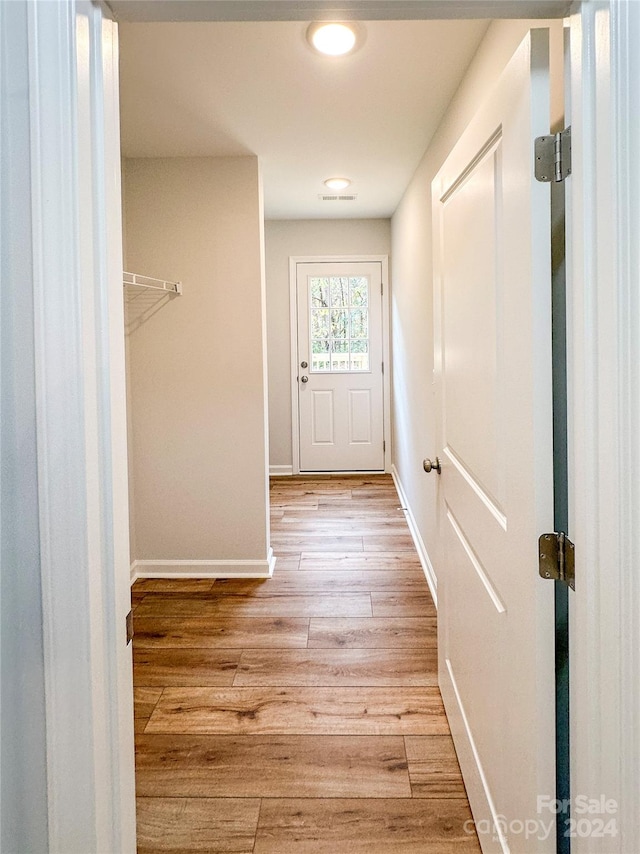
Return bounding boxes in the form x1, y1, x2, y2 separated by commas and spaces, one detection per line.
124, 288, 176, 334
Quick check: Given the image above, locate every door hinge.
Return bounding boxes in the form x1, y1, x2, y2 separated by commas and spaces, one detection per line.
538, 532, 575, 590
381, 282, 384, 295
383, 440, 386, 452
126, 609, 134, 645
534, 127, 571, 183
381, 361, 384, 374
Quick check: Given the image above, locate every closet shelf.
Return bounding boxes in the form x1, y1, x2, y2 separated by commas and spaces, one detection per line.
123, 271, 182, 295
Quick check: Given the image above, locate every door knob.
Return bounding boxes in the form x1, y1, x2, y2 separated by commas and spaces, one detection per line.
423, 457, 441, 474
300, 361, 308, 369
300, 375, 309, 383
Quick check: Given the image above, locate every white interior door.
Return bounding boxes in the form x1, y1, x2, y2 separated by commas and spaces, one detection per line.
433, 30, 555, 853
296, 261, 385, 472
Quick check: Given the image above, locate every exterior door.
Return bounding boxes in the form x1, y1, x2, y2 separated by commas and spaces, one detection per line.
433, 30, 555, 853
295, 261, 385, 472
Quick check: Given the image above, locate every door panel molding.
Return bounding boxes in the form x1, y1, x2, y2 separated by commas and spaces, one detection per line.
445, 508, 506, 615
444, 446, 508, 530
348, 389, 373, 444
440, 656, 507, 854
288, 255, 390, 474
311, 390, 335, 445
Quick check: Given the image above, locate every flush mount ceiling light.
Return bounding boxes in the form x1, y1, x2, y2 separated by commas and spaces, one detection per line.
324, 177, 352, 191
306, 22, 362, 57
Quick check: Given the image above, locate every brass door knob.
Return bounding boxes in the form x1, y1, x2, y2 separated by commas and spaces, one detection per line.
423, 457, 441, 474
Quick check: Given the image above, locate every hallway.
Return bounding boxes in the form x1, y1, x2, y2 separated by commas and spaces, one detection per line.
132, 474, 480, 852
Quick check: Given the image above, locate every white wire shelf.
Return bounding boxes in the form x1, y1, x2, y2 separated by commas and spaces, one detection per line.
123, 271, 182, 295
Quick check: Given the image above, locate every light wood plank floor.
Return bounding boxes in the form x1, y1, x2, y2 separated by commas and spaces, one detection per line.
133, 474, 480, 853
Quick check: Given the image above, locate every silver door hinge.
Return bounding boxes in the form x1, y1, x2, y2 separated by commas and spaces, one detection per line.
383, 440, 386, 452
126, 609, 134, 644
534, 127, 571, 183
381, 361, 384, 374
539, 532, 575, 590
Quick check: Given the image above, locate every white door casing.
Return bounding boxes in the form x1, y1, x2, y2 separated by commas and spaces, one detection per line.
0, 1, 136, 851
433, 29, 555, 853
5, 3, 637, 852
568, 3, 640, 850
291, 258, 389, 473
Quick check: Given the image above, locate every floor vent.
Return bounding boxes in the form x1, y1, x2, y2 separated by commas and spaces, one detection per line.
318, 194, 358, 201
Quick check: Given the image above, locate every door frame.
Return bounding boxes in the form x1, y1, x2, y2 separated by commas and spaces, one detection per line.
6, 1, 639, 851
1, 1, 136, 850
288, 255, 391, 475
566, 2, 640, 848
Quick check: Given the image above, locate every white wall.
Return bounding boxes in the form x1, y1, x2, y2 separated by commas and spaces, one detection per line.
121, 165, 139, 563
124, 157, 271, 572
1, 4, 49, 849
391, 19, 563, 579
265, 218, 391, 470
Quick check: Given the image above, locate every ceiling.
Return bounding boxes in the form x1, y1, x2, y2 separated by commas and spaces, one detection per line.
119, 20, 491, 219
110, 1, 569, 23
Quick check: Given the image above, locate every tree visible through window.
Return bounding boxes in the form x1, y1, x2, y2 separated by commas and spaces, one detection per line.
310, 276, 370, 371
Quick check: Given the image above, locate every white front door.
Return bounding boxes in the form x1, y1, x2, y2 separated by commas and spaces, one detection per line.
295, 261, 385, 472
433, 30, 555, 853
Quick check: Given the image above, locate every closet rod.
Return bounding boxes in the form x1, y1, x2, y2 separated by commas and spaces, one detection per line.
123, 271, 182, 295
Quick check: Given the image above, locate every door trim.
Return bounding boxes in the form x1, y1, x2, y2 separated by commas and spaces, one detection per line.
568, 2, 640, 848
288, 255, 391, 475
108, 1, 571, 23
11, 1, 639, 851
3, 2, 137, 850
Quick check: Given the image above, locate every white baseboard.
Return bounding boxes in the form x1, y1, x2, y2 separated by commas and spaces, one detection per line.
270, 466, 390, 476
440, 657, 505, 854
130, 548, 276, 584
269, 465, 293, 476
391, 464, 438, 609
297, 469, 388, 475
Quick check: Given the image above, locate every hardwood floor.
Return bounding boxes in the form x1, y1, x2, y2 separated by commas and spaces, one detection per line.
133, 474, 480, 853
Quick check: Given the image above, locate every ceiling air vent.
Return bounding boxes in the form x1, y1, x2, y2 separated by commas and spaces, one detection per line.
318, 194, 358, 202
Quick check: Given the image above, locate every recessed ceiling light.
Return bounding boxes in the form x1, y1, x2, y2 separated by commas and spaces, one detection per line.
307, 22, 360, 57
324, 177, 352, 191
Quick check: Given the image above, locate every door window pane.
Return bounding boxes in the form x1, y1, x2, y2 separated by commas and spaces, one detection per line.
330, 277, 349, 307
308, 274, 371, 372
312, 339, 330, 372
349, 277, 368, 306
331, 310, 349, 339
331, 351, 351, 371
350, 339, 369, 371
310, 278, 330, 307
350, 308, 368, 338
311, 309, 330, 338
